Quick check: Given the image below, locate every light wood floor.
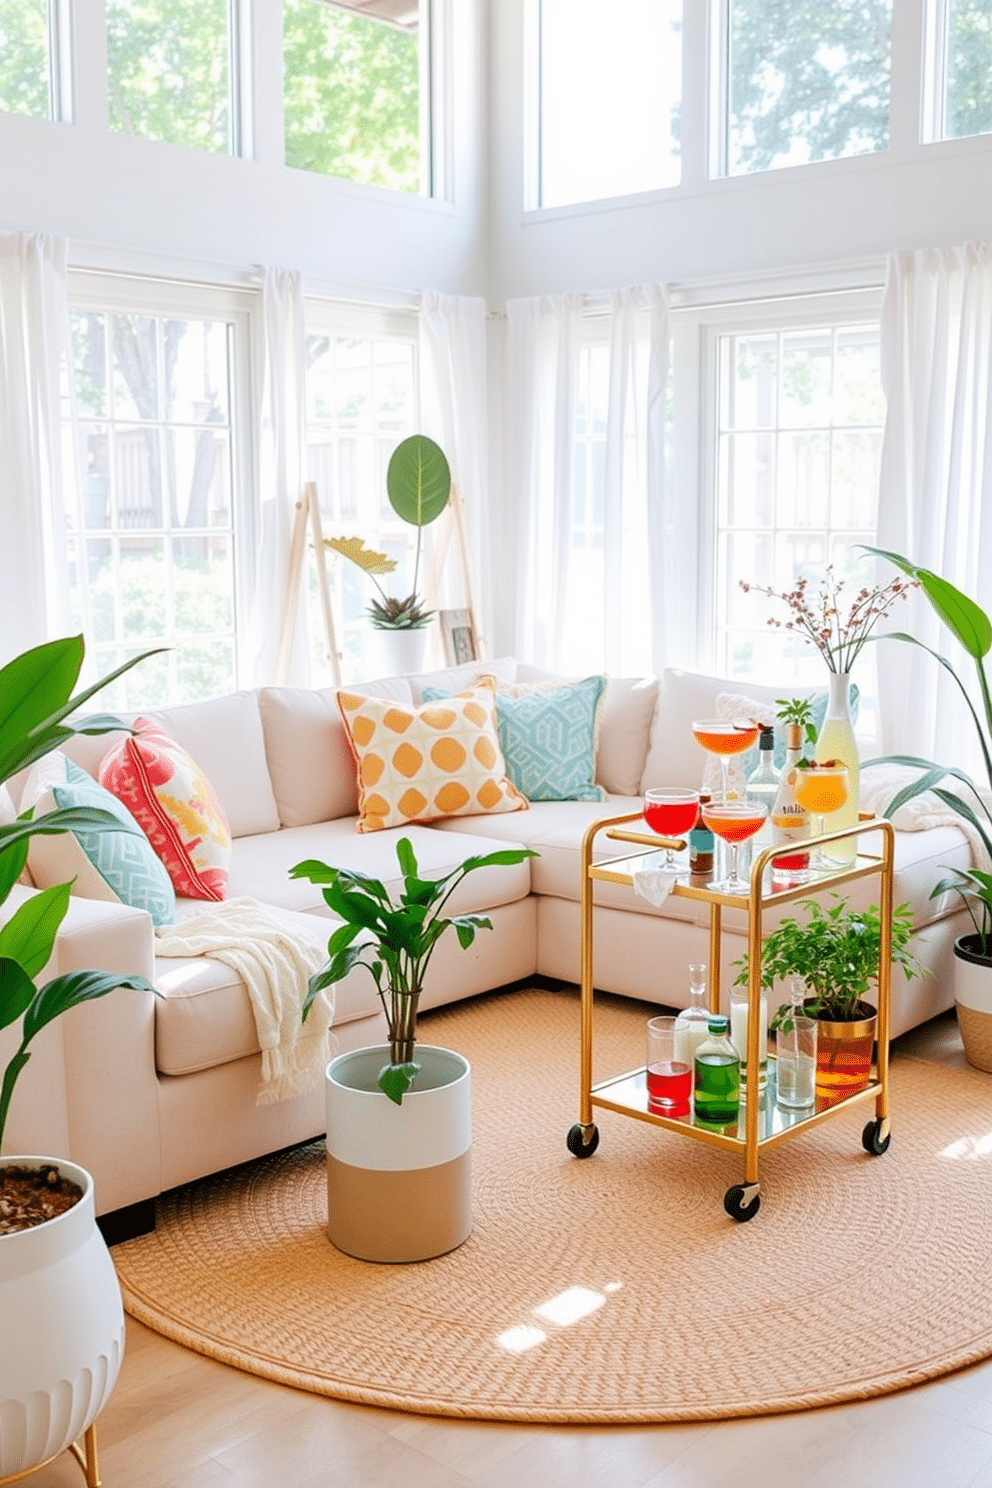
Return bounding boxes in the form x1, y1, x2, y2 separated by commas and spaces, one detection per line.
28, 1013, 992, 1488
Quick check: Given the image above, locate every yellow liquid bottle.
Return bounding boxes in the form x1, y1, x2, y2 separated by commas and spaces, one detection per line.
814, 673, 859, 866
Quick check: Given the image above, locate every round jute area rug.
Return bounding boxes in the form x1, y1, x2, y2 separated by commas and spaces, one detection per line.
114, 987, 992, 1423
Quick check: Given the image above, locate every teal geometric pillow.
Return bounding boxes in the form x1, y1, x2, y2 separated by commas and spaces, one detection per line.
424, 675, 608, 802
27, 756, 176, 927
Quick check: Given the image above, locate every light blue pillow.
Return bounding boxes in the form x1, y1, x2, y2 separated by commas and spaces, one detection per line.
423, 676, 608, 803
41, 758, 176, 926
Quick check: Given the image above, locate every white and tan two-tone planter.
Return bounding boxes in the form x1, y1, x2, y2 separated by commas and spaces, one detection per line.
325, 1045, 472, 1263
954, 935, 992, 1073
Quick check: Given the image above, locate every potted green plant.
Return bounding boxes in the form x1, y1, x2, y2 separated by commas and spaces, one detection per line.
325, 433, 451, 633
291, 835, 535, 1262
734, 894, 922, 1095
863, 546, 992, 1071
0, 634, 158, 1480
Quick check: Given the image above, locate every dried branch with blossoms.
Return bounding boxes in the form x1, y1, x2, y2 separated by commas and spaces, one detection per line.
740, 568, 916, 675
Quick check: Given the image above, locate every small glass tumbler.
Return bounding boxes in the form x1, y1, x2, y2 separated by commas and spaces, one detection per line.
730, 986, 768, 1093
776, 1015, 819, 1109
646, 1016, 691, 1115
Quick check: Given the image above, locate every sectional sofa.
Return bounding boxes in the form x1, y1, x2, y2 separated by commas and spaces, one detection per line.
1, 656, 971, 1227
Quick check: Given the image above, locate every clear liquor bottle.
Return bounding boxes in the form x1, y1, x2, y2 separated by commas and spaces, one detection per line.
746, 726, 780, 850
673, 962, 711, 1069
770, 723, 811, 887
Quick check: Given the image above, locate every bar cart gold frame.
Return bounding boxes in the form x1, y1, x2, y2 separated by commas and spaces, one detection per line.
568, 813, 896, 1221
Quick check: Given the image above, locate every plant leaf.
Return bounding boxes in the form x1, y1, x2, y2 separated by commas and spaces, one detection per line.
324, 536, 398, 575
377, 1060, 420, 1106
386, 435, 451, 530
0, 956, 38, 1034
0, 835, 29, 905
21, 968, 155, 1044
864, 546, 992, 658
0, 636, 83, 773
395, 836, 419, 879
0, 881, 72, 978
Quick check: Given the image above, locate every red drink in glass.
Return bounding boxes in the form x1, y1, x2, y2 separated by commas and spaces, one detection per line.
644, 798, 699, 837
647, 1060, 692, 1107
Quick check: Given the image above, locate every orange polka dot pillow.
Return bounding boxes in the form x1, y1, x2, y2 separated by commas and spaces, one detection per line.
98, 719, 232, 900
337, 677, 528, 833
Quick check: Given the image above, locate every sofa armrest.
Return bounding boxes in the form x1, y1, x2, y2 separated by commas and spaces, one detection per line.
0, 887, 162, 1213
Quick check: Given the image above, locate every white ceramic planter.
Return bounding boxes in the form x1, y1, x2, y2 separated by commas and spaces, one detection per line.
368, 626, 429, 678
325, 1045, 472, 1262
954, 935, 992, 1073
0, 1156, 124, 1479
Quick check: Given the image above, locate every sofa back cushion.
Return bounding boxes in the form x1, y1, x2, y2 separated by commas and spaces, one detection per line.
641, 669, 794, 791
514, 664, 659, 797
258, 676, 414, 827
61, 691, 280, 840
408, 655, 518, 703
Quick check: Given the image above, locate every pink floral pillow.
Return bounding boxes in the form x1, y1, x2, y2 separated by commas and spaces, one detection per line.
99, 719, 231, 901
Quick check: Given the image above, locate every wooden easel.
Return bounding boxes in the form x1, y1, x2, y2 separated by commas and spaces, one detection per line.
276, 479, 485, 687
277, 482, 341, 686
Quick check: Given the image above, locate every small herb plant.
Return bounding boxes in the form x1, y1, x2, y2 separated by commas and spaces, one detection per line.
292, 837, 537, 1104
775, 696, 817, 747
733, 894, 923, 1030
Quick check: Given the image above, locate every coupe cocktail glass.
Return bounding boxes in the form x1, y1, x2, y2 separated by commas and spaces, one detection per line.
643, 788, 700, 867
792, 761, 849, 868
691, 719, 760, 799
701, 796, 768, 895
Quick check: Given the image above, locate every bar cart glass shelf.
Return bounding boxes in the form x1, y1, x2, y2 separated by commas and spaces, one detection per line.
568, 813, 896, 1221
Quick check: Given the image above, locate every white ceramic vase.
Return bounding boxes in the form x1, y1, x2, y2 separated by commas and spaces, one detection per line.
325, 1045, 472, 1262
0, 1157, 125, 1479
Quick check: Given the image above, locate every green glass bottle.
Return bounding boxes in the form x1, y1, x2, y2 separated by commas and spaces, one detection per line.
694, 1015, 740, 1124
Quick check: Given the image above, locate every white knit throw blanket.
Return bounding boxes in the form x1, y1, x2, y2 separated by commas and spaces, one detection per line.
860, 762, 992, 872
155, 899, 333, 1104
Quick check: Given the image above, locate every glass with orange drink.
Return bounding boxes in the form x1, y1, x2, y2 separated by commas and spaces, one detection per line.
691, 718, 760, 798
792, 760, 850, 868
700, 794, 768, 895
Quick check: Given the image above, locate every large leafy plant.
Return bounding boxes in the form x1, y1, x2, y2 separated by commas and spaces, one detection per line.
0, 636, 158, 1150
292, 836, 536, 1103
734, 894, 922, 1027
325, 434, 451, 631
863, 547, 992, 955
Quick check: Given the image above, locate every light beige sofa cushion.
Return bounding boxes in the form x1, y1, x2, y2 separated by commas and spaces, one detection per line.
642, 669, 809, 791
62, 691, 280, 839
258, 676, 414, 827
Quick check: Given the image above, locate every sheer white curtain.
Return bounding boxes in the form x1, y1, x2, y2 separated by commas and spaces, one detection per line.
0, 231, 73, 664
245, 266, 310, 686
502, 285, 669, 675
876, 244, 992, 768
418, 292, 490, 654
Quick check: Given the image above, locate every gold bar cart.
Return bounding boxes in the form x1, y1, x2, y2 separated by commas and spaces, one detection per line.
568, 813, 896, 1220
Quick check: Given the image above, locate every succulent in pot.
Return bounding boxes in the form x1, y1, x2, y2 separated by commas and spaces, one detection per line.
291, 835, 537, 1104
324, 433, 451, 631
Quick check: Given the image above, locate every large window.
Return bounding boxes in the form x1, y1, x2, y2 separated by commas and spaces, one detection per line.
722, 0, 892, 176
106, 0, 234, 153
930, 0, 992, 141
0, 0, 70, 120
63, 278, 251, 708
707, 299, 885, 732
534, 0, 682, 209
302, 309, 418, 682
283, 0, 429, 193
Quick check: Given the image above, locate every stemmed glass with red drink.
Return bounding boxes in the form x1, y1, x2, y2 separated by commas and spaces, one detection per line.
643, 788, 700, 867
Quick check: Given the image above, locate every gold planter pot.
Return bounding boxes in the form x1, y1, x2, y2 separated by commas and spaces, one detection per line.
806, 1001, 877, 1098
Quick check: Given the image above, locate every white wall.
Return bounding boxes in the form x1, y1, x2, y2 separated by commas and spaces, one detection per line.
0, 0, 489, 295
488, 0, 992, 304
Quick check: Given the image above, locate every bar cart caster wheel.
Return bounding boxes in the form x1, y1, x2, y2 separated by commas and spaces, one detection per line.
566, 1123, 600, 1158
724, 1182, 761, 1222
862, 1118, 891, 1156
